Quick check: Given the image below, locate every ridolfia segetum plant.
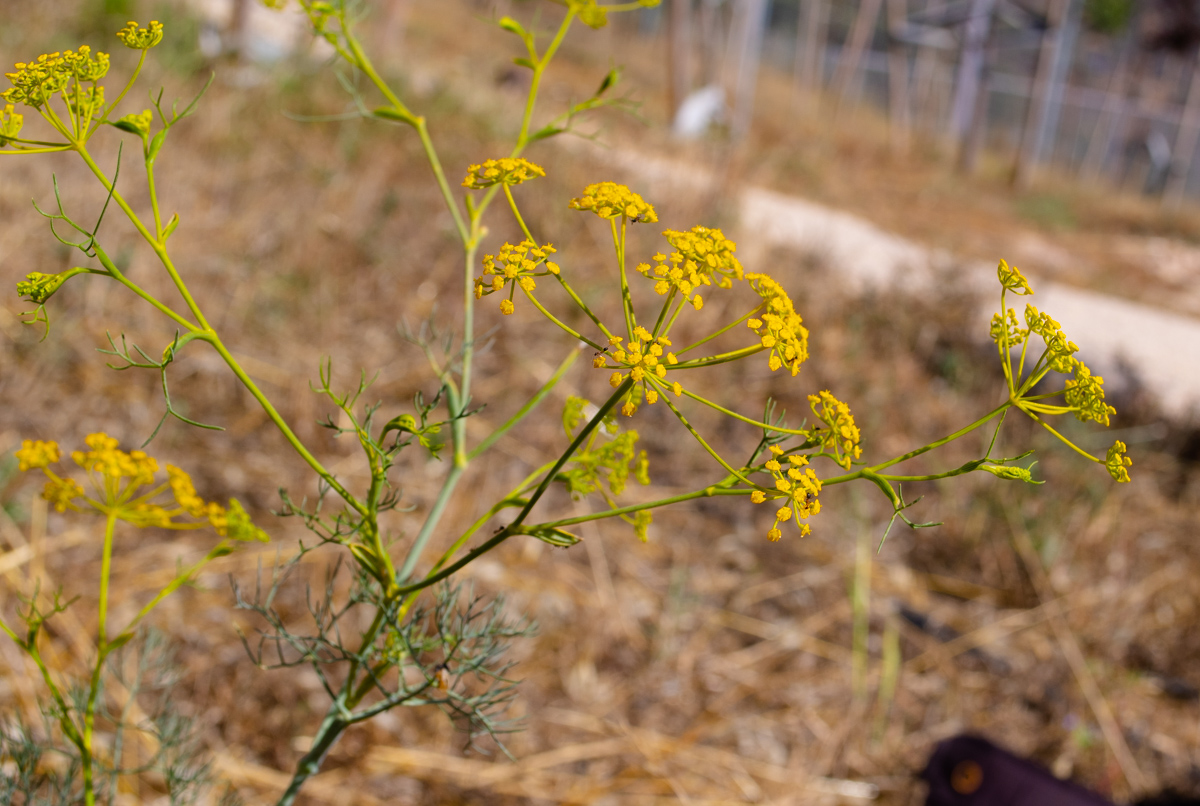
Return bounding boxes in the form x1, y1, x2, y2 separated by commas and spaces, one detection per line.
1, 2, 1131, 802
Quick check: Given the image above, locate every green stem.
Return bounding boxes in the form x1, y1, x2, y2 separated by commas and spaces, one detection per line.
469, 348, 579, 460
553, 273, 615, 341
394, 381, 631, 597
671, 344, 764, 369
677, 305, 761, 354
871, 401, 1011, 473
522, 289, 603, 349
504, 185, 535, 242
655, 380, 754, 486
674, 384, 810, 435
204, 334, 363, 512
91, 245, 199, 332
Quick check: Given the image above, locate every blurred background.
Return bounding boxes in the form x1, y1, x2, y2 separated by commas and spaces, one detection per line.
2, 0, 1200, 803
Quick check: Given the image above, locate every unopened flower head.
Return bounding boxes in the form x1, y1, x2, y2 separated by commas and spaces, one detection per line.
997, 259, 1033, 296
4, 46, 109, 110
989, 307, 1027, 347
752, 445, 820, 540
807, 390, 862, 469
474, 239, 557, 314
1065, 362, 1116, 426
462, 157, 546, 189
568, 182, 656, 223
745, 273, 809, 376
1024, 304, 1080, 374
116, 20, 164, 50
66, 85, 104, 118
1, 103, 24, 145
4, 52, 71, 108
1105, 440, 1132, 483
569, 0, 610, 28
116, 108, 152, 136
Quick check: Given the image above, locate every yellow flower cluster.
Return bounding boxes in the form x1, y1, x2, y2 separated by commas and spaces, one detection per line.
989, 307, 1026, 347
4, 46, 110, 109
663, 226, 743, 286
807, 390, 861, 469
997, 259, 1033, 296
568, 182, 657, 223
603, 326, 680, 414
72, 432, 159, 486
1106, 440, 1132, 483
474, 240, 558, 315
1065, 363, 1116, 426
635, 227, 741, 310
0, 103, 22, 146
115, 20, 164, 50
750, 446, 821, 541
461, 157, 546, 189
745, 273, 809, 376
14, 433, 268, 540
116, 108, 153, 136
65, 85, 105, 118
1024, 304, 1079, 373
569, 0, 610, 29
15, 439, 59, 471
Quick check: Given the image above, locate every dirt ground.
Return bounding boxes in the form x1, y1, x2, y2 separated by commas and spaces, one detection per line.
2, 1, 1200, 804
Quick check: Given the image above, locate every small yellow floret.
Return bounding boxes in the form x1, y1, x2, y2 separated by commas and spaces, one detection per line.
15, 439, 59, 471
116, 20, 165, 50
462, 157, 546, 189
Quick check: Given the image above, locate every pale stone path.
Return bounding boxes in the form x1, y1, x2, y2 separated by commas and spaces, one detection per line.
592, 146, 1200, 423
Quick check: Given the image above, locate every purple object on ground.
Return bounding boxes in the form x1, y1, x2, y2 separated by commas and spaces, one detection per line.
923, 735, 1115, 806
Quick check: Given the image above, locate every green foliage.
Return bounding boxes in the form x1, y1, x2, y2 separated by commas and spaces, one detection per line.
1084, 0, 1134, 34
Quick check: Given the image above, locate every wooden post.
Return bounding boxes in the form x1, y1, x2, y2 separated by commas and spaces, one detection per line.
667, 0, 694, 126
1080, 20, 1137, 183
832, 0, 884, 114
1013, 0, 1082, 187
1165, 54, 1200, 207
795, 0, 830, 105
949, 0, 995, 145
728, 0, 769, 141
886, 0, 911, 150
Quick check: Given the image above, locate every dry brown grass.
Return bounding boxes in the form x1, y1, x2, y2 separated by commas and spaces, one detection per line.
2, 1, 1200, 803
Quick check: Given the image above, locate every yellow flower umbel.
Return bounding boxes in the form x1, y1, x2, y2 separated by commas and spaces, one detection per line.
745, 273, 809, 376
602, 326, 677, 415
750, 446, 822, 541
991, 258, 1128, 480
461, 157, 546, 189
15, 433, 269, 540
3, 45, 111, 113
474, 240, 558, 315
115, 20, 164, 50
1106, 440, 1132, 483
635, 227, 743, 312
0, 103, 23, 146
569, 182, 657, 223
806, 390, 862, 469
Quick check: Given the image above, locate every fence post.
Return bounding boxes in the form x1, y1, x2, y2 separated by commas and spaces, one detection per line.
795, 0, 830, 106
886, 0, 911, 150
1165, 54, 1200, 207
728, 0, 769, 141
833, 0, 884, 114
949, 0, 995, 148
667, 0, 694, 124
1013, 0, 1082, 187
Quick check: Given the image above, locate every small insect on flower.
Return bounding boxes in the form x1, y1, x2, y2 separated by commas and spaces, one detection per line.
433, 663, 451, 690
